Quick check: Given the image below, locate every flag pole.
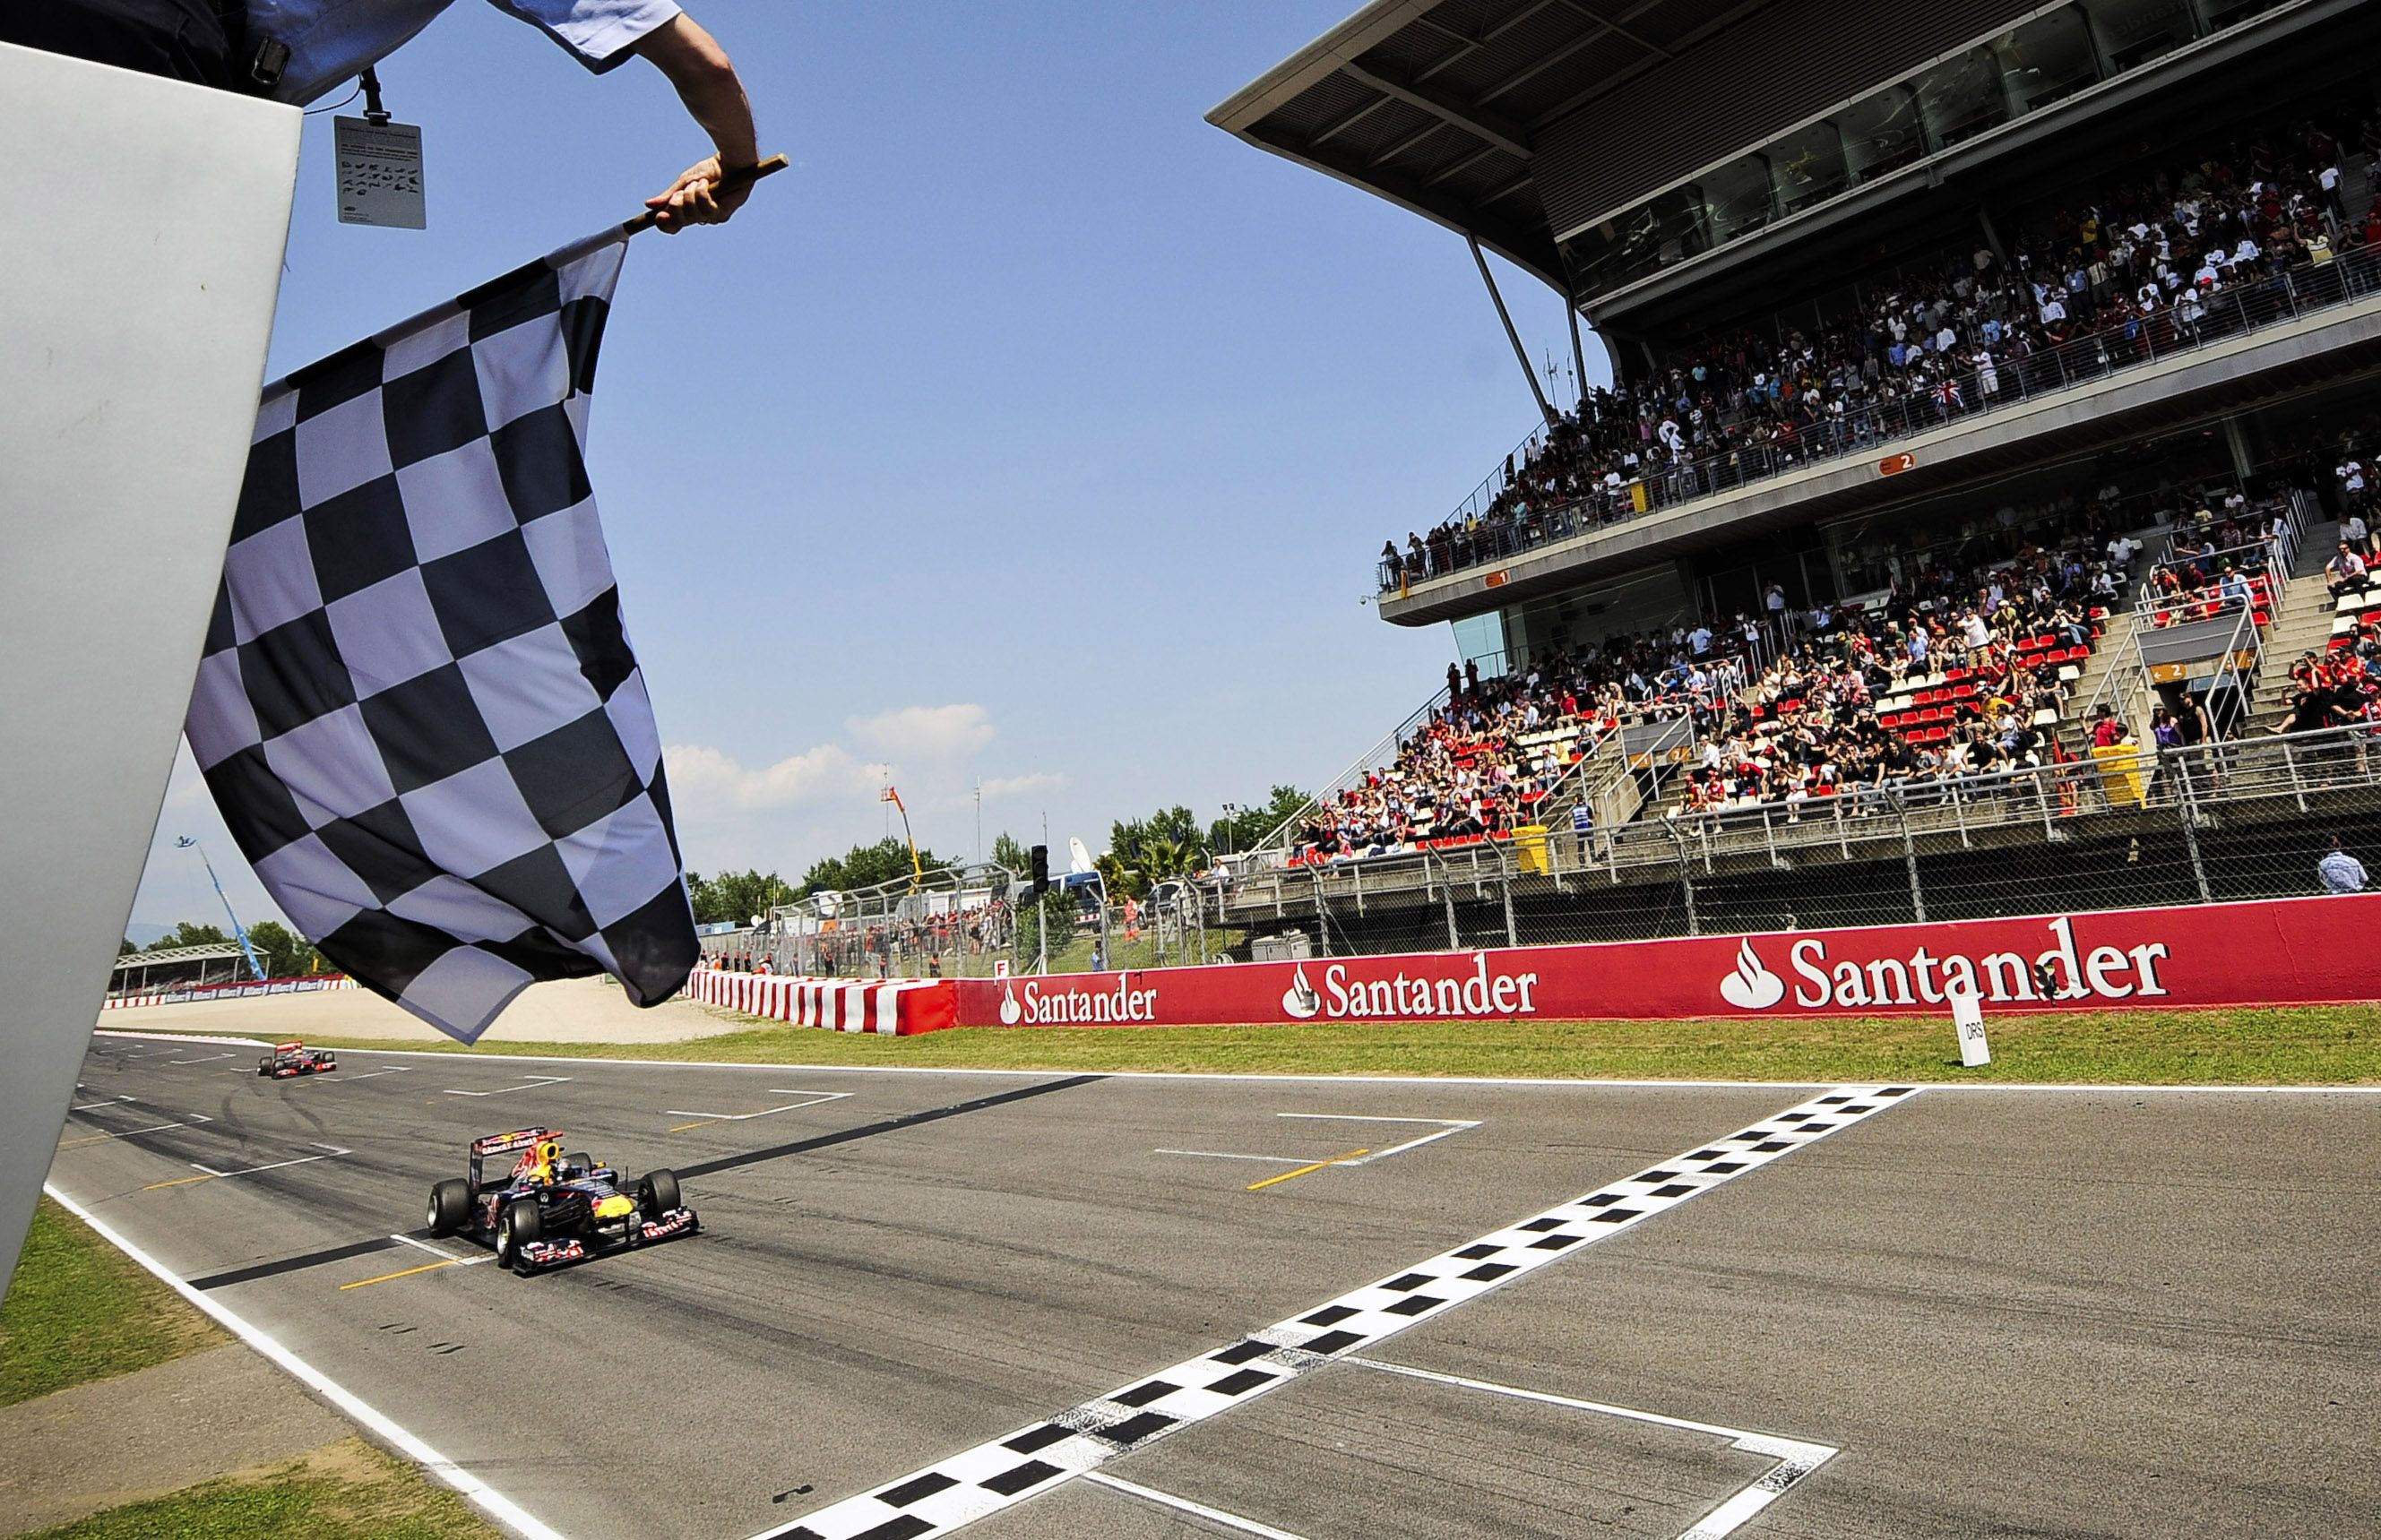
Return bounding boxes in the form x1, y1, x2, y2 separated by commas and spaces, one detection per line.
620, 154, 789, 236
534, 154, 790, 271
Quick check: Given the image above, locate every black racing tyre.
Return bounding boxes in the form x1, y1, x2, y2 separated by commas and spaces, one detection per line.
495, 1200, 542, 1272
639, 1168, 680, 1217
256, 1057, 274, 1075
426, 1179, 471, 1237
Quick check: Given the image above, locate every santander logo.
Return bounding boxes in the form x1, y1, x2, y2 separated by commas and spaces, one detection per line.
1281, 965, 1322, 1019
1714, 916, 2173, 1011
997, 981, 1022, 1025
1717, 939, 1787, 1009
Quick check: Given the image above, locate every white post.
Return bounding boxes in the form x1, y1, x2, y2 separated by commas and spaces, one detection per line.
0, 44, 299, 1296
1950, 982, 1991, 1067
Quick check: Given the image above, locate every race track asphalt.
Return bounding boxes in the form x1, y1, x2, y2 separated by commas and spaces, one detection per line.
45, 1031, 2378, 1540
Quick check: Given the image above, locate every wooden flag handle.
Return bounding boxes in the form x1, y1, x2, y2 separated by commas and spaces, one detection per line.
624, 153, 789, 234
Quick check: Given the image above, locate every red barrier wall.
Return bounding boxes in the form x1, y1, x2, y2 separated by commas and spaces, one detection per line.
953, 896, 2381, 1027
686, 968, 956, 1035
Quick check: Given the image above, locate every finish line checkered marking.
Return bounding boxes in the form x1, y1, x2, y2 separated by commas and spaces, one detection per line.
755, 1084, 1920, 1540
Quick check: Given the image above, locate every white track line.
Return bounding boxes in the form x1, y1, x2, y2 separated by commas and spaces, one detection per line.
66, 1114, 211, 1141
41, 1183, 563, 1540
1157, 1114, 1479, 1171
187, 1148, 349, 1180
444, 1074, 573, 1097
662, 1089, 852, 1121
110, 1037, 2381, 1093
1083, 1473, 1315, 1538
168, 1052, 235, 1065
1276, 1114, 1479, 1166
1345, 1358, 1836, 1540
750, 1084, 1919, 1540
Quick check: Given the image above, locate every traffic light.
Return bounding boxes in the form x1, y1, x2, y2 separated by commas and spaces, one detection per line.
1029, 843, 1049, 897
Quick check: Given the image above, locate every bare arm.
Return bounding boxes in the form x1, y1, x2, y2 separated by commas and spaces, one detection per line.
635, 13, 758, 233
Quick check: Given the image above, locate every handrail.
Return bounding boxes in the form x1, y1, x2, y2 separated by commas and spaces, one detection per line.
1379, 247, 2381, 596
1243, 681, 1455, 858
1231, 720, 2381, 905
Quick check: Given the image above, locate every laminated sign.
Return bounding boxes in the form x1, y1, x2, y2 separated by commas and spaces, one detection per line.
334, 116, 426, 229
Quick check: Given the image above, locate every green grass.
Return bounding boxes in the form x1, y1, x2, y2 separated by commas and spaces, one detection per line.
202, 1002, 2381, 1085
23, 1438, 499, 1540
1, 1198, 221, 1407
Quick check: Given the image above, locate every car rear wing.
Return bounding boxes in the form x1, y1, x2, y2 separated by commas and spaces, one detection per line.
274, 1040, 304, 1053
470, 1128, 556, 1157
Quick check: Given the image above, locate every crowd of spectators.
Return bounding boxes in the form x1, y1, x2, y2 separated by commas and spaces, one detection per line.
1664, 531, 2136, 820
2140, 489, 2294, 626
1313, 496, 2192, 856
1382, 104, 2376, 591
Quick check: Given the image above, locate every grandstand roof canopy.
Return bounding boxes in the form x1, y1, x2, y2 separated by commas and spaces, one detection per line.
1210, 0, 1770, 291
113, 942, 244, 971
1209, 0, 2364, 315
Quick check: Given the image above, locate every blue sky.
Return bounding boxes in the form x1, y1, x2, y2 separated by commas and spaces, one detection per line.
134, 1, 1605, 933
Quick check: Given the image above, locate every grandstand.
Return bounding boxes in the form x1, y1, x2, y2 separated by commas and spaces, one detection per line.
1209, 0, 2381, 956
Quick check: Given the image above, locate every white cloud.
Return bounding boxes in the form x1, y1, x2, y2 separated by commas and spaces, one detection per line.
664, 742, 888, 811
162, 740, 210, 807
979, 771, 1068, 801
846, 702, 996, 761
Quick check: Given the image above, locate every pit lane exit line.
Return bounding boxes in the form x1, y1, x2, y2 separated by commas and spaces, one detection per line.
142, 1144, 349, 1191
58, 1114, 211, 1148
666, 1088, 852, 1131
444, 1074, 573, 1097
342, 1236, 489, 1291
1156, 1114, 1479, 1174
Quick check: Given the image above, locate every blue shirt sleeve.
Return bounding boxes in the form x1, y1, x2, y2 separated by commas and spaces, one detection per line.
485, 0, 683, 73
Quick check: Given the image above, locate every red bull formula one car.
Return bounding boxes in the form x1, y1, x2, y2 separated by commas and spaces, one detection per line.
424, 1129, 697, 1276
257, 1040, 335, 1078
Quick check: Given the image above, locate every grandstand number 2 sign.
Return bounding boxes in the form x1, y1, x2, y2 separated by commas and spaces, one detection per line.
1877, 452, 1916, 476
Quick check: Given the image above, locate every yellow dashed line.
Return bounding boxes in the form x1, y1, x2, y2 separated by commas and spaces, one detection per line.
339, 1258, 461, 1290
142, 1174, 217, 1191
1247, 1148, 1369, 1192
57, 1134, 115, 1149
669, 1120, 715, 1133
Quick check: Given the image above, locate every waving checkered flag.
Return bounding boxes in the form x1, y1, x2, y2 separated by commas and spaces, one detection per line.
185, 232, 696, 1042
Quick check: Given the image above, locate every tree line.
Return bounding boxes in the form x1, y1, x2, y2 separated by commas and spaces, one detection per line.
686, 784, 1312, 922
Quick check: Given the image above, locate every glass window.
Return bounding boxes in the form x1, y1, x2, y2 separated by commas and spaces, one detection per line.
1766, 119, 1847, 216
1452, 613, 1508, 675
2086, 0, 2202, 71
1703, 154, 1774, 244
1561, 185, 1709, 294
1992, 10, 2101, 116
2198, 0, 2290, 32
1837, 86, 1926, 185
1912, 46, 2010, 148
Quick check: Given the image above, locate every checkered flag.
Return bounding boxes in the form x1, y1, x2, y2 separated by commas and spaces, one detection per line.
185, 232, 696, 1043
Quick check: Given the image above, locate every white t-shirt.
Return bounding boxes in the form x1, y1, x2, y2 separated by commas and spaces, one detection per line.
247, 0, 681, 106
